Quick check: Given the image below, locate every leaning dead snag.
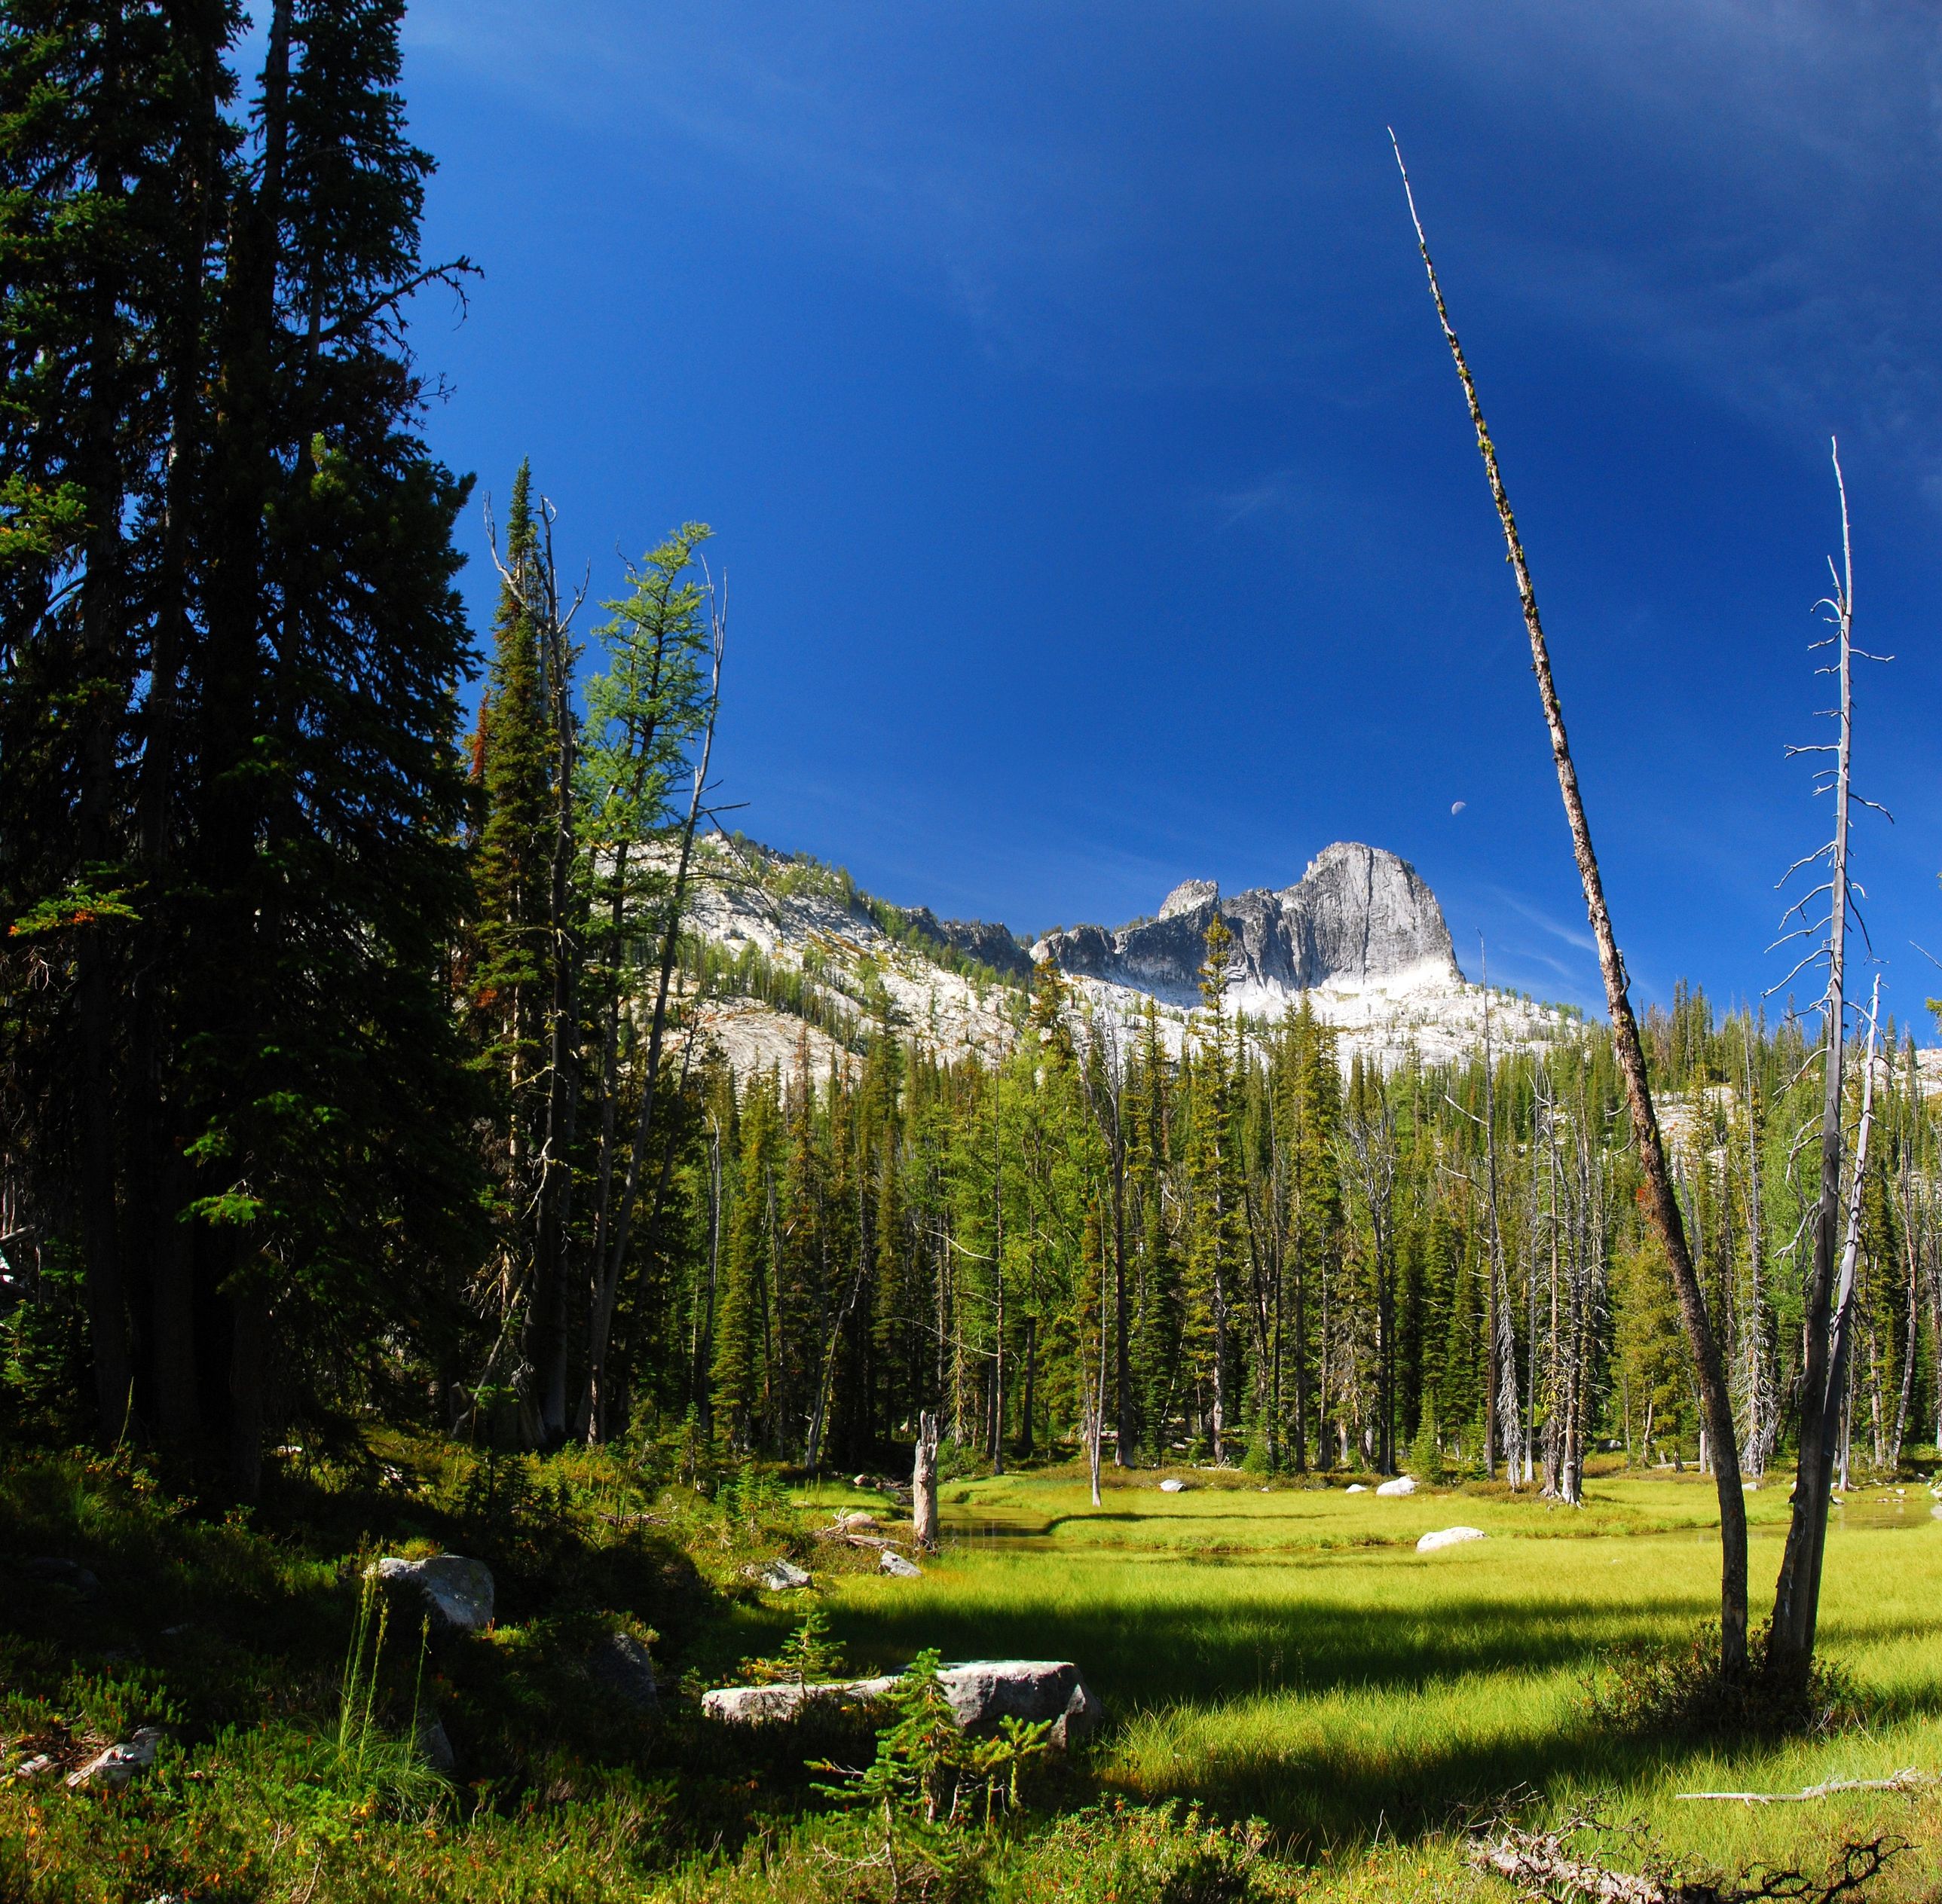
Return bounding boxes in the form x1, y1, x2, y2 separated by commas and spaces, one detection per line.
1390, 132, 1748, 1670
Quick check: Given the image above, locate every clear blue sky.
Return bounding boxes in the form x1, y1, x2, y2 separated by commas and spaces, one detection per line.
387, 1, 1942, 1025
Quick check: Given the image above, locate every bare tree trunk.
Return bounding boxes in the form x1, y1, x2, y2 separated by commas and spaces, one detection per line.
1395, 138, 1747, 1671
1889, 1057, 1921, 1473
1769, 448, 1863, 1689
1479, 966, 1521, 1486
990, 1071, 1006, 1475
913, 1409, 940, 1551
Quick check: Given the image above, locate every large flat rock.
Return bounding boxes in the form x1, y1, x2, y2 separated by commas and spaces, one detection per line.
702, 1658, 1101, 1747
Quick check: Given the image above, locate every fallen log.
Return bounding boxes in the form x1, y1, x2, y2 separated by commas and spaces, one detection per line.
1674, 1769, 1928, 1805
1469, 1821, 1903, 1904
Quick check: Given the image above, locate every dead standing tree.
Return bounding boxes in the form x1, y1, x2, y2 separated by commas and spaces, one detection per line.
1393, 135, 1749, 1672
1767, 450, 1890, 1685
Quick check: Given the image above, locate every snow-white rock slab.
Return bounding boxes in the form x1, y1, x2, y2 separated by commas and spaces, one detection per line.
1344, 1484, 1368, 1493
1416, 1526, 1485, 1554
1375, 1475, 1416, 1497
879, 1550, 922, 1579
66, 1727, 165, 1792
1158, 1478, 1187, 1493
373, 1555, 494, 1631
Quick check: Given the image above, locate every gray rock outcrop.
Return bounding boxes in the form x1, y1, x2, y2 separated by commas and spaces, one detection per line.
1035, 843, 1460, 1004
900, 907, 1035, 980
372, 1554, 494, 1631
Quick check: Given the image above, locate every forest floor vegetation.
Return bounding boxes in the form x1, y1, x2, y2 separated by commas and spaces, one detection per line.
2, 1444, 1940, 1902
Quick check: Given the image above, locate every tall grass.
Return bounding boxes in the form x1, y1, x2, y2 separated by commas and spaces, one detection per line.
811, 1468, 1942, 1886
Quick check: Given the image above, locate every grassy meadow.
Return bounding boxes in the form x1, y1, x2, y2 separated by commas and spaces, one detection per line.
6, 1447, 1942, 1902
763, 1463, 1942, 1899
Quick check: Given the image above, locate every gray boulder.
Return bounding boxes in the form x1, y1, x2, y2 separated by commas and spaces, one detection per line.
66, 1726, 165, 1792
415, 1716, 456, 1774
879, 1549, 922, 1579
760, 1558, 812, 1591
702, 1660, 1100, 1748
936, 1661, 1100, 1748
1158, 1478, 1187, 1493
372, 1554, 494, 1631
1375, 1475, 1416, 1497
27, 1557, 99, 1597
701, 1676, 900, 1725
588, 1630, 659, 1710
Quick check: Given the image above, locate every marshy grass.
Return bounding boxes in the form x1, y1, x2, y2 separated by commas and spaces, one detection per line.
802, 1465, 1942, 1894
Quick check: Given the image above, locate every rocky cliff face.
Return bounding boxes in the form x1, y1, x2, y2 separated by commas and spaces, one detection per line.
1034, 842, 1461, 1004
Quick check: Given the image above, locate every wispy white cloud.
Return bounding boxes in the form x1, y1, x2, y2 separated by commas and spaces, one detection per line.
1488, 887, 1598, 955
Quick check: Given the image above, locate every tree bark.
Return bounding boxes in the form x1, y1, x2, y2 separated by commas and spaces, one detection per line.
913, 1409, 939, 1551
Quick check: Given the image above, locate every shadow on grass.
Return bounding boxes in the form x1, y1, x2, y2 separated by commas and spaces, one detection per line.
822, 1583, 1942, 1854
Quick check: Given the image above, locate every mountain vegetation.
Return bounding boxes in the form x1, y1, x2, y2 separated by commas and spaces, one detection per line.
4, 11, 1939, 1903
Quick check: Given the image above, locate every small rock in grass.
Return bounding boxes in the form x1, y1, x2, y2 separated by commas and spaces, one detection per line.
1416, 1526, 1485, 1554
372, 1554, 494, 1632
1743, 1481, 1760, 1490
762, 1558, 812, 1591
415, 1716, 457, 1774
837, 1510, 879, 1531
1344, 1484, 1368, 1493
1158, 1478, 1187, 1493
587, 1630, 659, 1710
879, 1550, 922, 1579
852, 1474, 872, 1489
26, 1557, 99, 1596
67, 1726, 166, 1792
1375, 1475, 1416, 1497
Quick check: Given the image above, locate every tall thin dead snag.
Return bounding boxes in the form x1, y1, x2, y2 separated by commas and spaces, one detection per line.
1769, 451, 1886, 1685
1392, 133, 1748, 1672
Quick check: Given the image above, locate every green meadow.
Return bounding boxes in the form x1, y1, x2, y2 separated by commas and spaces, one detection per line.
753, 1465, 1942, 1899
9, 1450, 1942, 1902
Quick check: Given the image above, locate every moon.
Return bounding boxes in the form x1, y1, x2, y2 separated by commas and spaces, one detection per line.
1450, 800, 1466, 816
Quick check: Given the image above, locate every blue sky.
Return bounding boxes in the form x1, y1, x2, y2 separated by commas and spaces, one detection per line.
385, 1, 1942, 1025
